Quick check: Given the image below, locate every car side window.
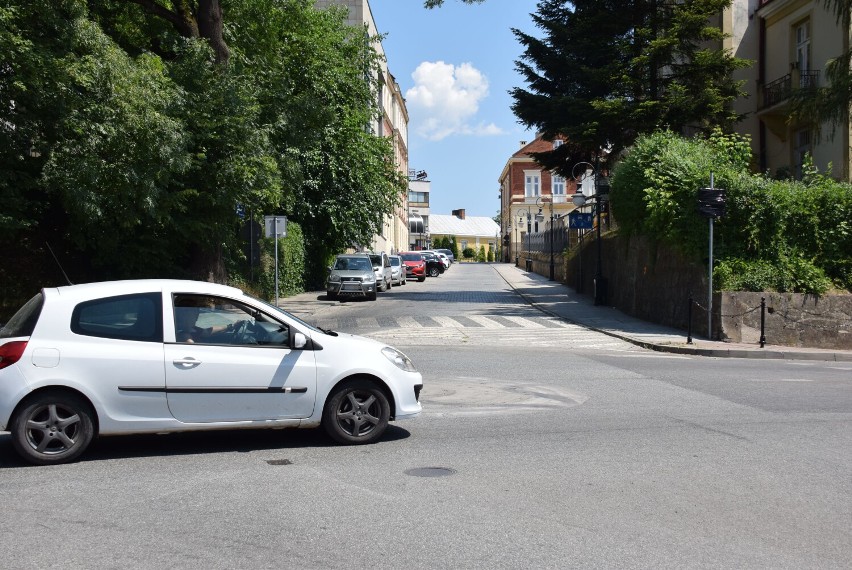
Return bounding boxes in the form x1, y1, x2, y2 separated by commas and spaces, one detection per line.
172, 294, 289, 347
71, 293, 163, 342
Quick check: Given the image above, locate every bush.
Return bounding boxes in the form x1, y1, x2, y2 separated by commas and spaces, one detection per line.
487, 248, 494, 262
476, 246, 486, 262
462, 247, 475, 260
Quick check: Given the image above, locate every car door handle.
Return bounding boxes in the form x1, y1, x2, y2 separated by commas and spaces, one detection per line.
173, 358, 201, 368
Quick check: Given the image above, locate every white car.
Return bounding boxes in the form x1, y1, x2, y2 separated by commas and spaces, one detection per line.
423, 250, 450, 269
388, 255, 407, 286
0, 280, 422, 465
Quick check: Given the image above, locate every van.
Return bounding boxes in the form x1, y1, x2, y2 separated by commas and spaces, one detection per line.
368, 252, 393, 292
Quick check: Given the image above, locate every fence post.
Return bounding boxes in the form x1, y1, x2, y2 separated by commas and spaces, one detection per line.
759, 297, 766, 348
687, 293, 693, 344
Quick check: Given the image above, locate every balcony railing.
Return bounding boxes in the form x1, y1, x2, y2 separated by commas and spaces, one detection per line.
760, 71, 820, 110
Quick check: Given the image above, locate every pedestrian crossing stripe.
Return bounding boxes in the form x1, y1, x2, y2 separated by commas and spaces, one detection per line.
312, 314, 574, 331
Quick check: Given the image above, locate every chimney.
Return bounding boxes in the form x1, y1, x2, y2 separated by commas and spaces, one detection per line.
519, 140, 527, 147
452, 209, 466, 220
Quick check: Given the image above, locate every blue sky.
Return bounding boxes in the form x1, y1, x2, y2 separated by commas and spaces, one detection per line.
369, 0, 540, 219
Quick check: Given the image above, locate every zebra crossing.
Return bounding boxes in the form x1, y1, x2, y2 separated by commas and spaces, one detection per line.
311, 313, 637, 349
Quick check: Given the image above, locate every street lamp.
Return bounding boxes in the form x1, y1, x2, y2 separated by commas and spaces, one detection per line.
571, 159, 609, 305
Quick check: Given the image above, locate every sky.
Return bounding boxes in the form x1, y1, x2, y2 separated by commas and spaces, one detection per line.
369, 0, 540, 219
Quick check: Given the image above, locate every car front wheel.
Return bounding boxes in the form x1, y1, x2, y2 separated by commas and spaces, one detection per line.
429, 267, 440, 277
323, 379, 390, 444
11, 391, 95, 465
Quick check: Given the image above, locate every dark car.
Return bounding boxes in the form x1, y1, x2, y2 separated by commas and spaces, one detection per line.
421, 252, 445, 277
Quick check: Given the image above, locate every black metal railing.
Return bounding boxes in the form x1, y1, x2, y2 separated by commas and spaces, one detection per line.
760, 70, 820, 110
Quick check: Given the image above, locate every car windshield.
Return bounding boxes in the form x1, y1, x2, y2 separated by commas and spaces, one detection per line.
247, 294, 323, 334
368, 255, 381, 268
334, 257, 370, 271
401, 254, 422, 261
390, 258, 400, 266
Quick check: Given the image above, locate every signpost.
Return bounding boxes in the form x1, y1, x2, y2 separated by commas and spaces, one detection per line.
264, 216, 287, 305
697, 175, 726, 339
568, 211, 593, 229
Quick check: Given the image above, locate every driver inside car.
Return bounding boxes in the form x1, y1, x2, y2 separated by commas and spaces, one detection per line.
174, 296, 247, 344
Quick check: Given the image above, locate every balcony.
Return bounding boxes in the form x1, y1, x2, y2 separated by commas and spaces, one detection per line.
758, 70, 820, 139
759, 70, 820, 111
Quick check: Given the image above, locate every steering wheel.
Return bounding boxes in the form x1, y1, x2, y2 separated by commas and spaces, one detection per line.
232, 320, 251, 344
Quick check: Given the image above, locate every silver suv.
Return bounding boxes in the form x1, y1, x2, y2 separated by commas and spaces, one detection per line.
326, 254, 377, 301
368, 252, 393, 292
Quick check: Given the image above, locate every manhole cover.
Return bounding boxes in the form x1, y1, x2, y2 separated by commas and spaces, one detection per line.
404, 467, 456, 478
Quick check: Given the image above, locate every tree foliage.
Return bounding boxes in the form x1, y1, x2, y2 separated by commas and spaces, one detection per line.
611, 130, 852, 293
0, 0, 404, 299
511, 0, 749, 174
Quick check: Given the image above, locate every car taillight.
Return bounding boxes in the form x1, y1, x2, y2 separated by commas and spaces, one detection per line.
0, 341, 27, 370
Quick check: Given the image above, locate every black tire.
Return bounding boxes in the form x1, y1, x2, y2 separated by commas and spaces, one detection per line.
327, 292, 337, 301
418, 276, 426, 282
11, 391, 95, 465
322, 379, 390, 444
367, 291, 377, 301
429, 267, 440, 277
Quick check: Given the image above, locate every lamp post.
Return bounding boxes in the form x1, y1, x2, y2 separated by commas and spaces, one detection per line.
571, 158, 608, 306
548, 200, 557, 280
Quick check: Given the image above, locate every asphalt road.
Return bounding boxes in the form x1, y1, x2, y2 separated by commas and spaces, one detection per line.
1, 264, 850, 569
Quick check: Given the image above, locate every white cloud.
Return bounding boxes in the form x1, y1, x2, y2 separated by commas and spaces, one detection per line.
405, 61, 503, 141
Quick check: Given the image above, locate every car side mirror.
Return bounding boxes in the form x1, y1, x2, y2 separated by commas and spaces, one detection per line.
293, 332, 307, 349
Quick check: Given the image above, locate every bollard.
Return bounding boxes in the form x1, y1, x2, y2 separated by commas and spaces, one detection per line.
759, 297, 766, 348
687, 293, 693, 344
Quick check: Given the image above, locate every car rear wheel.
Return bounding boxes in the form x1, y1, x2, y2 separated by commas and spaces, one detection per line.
323, 379, 390, 444
11, 391, 95, 465
429, 267, 440, 277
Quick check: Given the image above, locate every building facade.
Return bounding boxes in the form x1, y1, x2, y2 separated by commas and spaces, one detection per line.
408, 169, 430, 250
428, 210, 500, 259
497, 134, 579, 263
315, 0, 410, 254
724, 0, 851, 179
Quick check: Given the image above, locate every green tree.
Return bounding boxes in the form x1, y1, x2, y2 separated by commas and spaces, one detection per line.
511, 0, 748, 173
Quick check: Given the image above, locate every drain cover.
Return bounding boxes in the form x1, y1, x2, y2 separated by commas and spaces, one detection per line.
404, 467, 456, 478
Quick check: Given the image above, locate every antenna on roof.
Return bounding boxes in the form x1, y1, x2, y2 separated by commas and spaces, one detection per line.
45, 242, 74, 286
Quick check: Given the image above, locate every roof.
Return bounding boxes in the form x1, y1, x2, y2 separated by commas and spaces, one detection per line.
429, 215, 500, 238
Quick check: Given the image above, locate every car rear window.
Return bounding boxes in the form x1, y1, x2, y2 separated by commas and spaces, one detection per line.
0, 293, 44, 339
71, 293, 163, 342
401, 254, 422, 261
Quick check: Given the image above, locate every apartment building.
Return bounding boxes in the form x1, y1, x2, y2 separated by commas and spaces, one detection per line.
408, 169, 430, 250
724, 0, 851, 179
497, 134, 577, 263
315, 0, 410, 253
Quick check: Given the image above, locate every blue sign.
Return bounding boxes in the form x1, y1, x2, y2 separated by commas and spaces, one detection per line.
568, 212, 593, 229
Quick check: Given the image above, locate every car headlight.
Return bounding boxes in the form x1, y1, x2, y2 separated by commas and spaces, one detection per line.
382, 347, 417, 372
328, 272, 341, 283
364, 273, 376, 283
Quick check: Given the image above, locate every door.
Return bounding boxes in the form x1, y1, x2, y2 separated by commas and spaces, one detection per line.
164, 294, 317, 423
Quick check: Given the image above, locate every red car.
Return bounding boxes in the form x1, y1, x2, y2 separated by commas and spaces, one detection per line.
400, 252, 427, 282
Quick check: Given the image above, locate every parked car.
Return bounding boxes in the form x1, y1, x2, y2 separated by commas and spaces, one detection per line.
421, 252, 445, 277
437, 248, 455, 264
368, 252, 393, 292
327, 254, 377, 301
388, 255, 407, 286
400, 252, 427, 282
422, 250, 450, 269
0, 280, 422, 465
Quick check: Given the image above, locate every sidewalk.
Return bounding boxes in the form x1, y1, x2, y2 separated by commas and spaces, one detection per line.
491, 263, 852, 362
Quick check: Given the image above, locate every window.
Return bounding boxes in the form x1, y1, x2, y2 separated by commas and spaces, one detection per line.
796, 21, 810, 73
552, 139, 563, 149
0, 293, 44, 339
72, 293, 162, 343
408, 191, 429, 204
173, 295, 288, 347
461, 240, 469, 250
793, 128, 811, 179
552, 174, 565, 195
524, 171, 541, 197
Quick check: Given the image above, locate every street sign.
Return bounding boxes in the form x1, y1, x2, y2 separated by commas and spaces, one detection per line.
697, 187, 726, 218
264, 215, 287, 237
568, 211, 593, 229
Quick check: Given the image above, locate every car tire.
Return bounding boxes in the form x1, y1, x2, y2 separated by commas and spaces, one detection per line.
327, 292, 337, 301
429, 267, 440, 277
367, 291, 377, 301
418, 276, 426, 282
11, 391, 95, 466
322, 379, 390, 444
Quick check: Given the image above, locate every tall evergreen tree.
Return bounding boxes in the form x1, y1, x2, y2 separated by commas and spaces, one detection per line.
511, 0, 748, 173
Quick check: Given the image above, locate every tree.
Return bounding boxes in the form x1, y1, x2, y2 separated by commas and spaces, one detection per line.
511, 0, 748, 174
424, 0, 486, 7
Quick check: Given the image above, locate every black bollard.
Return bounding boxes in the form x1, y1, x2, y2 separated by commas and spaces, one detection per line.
687, 293, 693, 344
759, 297, 766, 348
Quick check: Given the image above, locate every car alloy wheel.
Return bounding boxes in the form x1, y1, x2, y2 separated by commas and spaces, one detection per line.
323, 379, 390, 444
429, 267, 440, 277
11, 392, 95, 465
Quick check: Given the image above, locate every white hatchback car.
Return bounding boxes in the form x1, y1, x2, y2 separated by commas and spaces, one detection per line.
0, 280, 422, 465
